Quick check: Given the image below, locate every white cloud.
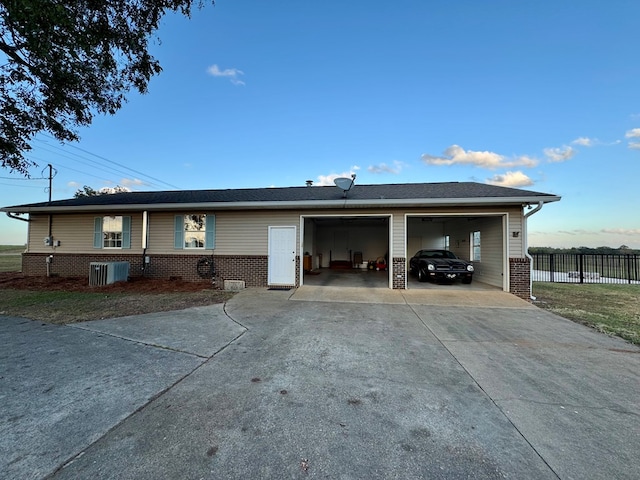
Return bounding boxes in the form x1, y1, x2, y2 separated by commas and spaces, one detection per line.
206, 64, 245, 85
558, 229, 592, 236
624, 128, 640, 138
601, 228, 640, 235
120, 178, 145, 187
572, 137, 622, 147
368, 160, 405, 175
543, 145, 575, 162
629, 142, 640, 150
99, 186, 131, 194
421, 145, 537, 169
571, 137, 594, 147
316, 166, 360, 186
485, 171, 534, 187
67, 181, 80, 188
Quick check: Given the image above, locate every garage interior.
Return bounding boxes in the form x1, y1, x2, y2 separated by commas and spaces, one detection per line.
301, 214, 505, 291
406, 215, 505, 290
302, 216, 390, 288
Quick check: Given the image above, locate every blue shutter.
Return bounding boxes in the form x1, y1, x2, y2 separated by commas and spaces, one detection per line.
205, 215, 216, 249
122, 216, 131, 249
174, 215, 184, 249
93, 217, 103, 249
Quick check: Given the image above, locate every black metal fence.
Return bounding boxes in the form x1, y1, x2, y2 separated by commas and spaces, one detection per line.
531, 253, 640, 284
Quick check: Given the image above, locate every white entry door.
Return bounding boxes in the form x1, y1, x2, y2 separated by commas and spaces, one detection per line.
268, 226, 297, 286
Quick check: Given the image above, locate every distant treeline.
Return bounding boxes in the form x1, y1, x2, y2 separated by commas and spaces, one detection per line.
529, 246, 640, 255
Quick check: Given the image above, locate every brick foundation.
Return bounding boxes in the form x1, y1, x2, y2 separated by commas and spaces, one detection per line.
22, 252, 528, 297
392, 257, 406, 289
509, 257, 531, 300
214, 255, 269, 287
22, 253, 275, 287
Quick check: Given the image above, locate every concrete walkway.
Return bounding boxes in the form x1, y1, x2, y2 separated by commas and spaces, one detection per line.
1, 289, 638, 479
292, 284, 533, 307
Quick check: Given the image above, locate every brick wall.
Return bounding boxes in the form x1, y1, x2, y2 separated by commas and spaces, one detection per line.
213, 255, 269, 287
392, 257, 406, 289
22, 253, 274, 286
509, 257, 531, 300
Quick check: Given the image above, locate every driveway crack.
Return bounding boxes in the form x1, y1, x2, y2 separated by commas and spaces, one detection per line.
406, 302, 562, 480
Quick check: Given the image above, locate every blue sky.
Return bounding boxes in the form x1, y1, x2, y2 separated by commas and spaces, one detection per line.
1, 0, 639, 248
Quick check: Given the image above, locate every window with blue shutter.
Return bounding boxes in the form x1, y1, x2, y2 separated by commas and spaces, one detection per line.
94, 216, 130, 249
175, 214, 215, 249
174, 215, 184, 249
93, 217, 103, 248
122, 216, 131, 249
205, 215, 216, 249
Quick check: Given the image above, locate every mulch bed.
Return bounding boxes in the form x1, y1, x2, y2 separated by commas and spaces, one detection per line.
0, 272, 216, 293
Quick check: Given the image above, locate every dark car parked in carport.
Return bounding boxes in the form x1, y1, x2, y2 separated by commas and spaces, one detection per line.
409, 249, 474, 284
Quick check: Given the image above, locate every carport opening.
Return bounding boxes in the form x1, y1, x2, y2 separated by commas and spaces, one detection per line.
406, 215, 506, 291
301, 215, 390, 288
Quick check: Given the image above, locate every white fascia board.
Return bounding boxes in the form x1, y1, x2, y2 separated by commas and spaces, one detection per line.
1, 195, 561, 214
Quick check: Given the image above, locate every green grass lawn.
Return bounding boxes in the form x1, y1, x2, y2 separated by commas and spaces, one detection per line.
0, 288, 234, 324
0, 245, 23, 272
0, 244, 25, 253
533, 282, 640, 345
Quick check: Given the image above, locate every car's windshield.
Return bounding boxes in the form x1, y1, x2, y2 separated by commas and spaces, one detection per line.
418, 250, 457, 259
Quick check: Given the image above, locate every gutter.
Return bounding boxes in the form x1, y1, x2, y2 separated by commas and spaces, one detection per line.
523, 201, 544, 300
1, 195, 561, 214
6, 212, 29, 222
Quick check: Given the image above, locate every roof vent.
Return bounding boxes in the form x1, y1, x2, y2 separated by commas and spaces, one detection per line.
305, 180, 313, 186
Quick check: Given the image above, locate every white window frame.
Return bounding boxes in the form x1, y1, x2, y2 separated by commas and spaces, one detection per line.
472, 230, 481, 261
183, 214, 207, 249
174, 214, 215, 250
103, 216, 123, 249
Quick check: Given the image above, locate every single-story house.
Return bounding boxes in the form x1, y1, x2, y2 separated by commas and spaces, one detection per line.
1, 181, 560, 299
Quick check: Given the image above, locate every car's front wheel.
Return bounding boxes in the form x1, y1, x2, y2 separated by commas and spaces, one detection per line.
418, 268, 427, 282
461, 276, 473, 284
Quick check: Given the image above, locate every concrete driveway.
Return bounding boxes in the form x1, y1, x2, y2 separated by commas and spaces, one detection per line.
1, 289, 638, 479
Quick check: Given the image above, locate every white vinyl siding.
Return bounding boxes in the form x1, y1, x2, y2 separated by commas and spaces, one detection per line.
26, 214, 138, 253
391, 214, 404, 258
25, 206, 525, 274
507, 207, 525, 257
472, 217, 504, 287
214, 211, 300, 255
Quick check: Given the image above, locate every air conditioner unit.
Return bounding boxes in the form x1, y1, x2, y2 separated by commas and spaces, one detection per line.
89, 261, 130, 286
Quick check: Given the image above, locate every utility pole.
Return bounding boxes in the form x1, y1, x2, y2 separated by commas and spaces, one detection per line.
46, 163, 54, 277
47, 163, 53, 203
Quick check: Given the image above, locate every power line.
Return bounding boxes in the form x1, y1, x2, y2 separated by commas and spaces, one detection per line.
47, 163, 132, 185
29, 143, 165, 190
0, 176, 48, 180
0, 181, 47, 189
38, 133, 181, 190
27, 153, 125, 184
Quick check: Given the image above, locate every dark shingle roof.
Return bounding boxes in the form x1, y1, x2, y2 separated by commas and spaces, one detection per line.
2, 182, 560, 212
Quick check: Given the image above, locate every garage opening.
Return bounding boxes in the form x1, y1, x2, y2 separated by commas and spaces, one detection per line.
406, 215, 506, 291
301, 215, 391, 288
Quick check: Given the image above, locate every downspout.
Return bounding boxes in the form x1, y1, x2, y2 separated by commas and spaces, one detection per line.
523, 201, 544, 300
141, 211, 149, 275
